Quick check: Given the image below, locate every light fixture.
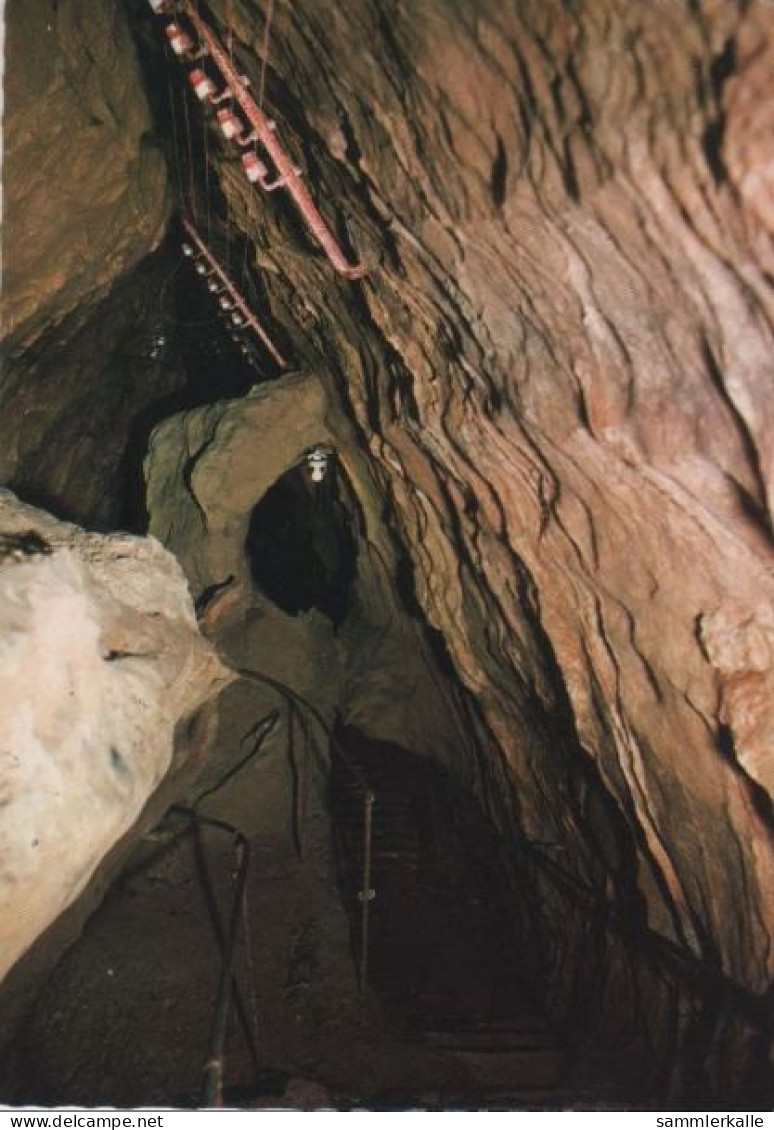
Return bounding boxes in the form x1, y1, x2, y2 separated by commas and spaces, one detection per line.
306, 446, 332, 484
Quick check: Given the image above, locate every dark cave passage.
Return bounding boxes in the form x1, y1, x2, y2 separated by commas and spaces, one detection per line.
328, 726, 561, 1102
246, 461, 359, 627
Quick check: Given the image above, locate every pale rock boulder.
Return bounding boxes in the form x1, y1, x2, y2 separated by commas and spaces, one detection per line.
0, 493, 232, 982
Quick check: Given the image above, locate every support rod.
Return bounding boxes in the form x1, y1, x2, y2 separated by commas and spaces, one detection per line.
358, 792, 375, 997
202, 833, 251, 1107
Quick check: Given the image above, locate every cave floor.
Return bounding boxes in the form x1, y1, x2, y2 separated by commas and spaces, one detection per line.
4, 811, 602, 1110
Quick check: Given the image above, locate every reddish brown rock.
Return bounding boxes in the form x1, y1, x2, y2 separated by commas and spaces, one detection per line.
1, 0, 169, 352
193, 0, 774, 1000
2, 0, 774, 1106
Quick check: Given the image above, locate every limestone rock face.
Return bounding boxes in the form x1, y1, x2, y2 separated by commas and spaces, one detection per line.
164, 0, 774, 1095
0, 0, 178, 529
1, 0, 169, 353
190, 0, 774, 986
145, 372, 481, 847
2, 0, 773, 1103
0, 493, 232, 982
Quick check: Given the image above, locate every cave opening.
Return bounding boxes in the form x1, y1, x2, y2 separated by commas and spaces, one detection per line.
245, 458, 359, 627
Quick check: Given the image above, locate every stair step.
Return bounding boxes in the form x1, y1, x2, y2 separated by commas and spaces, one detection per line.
338, 837, 422, 851
422, 1015, 550, 1033
451, 1047, 562, 1089
335, 803, 415, 818
416, 1025, 554, 1053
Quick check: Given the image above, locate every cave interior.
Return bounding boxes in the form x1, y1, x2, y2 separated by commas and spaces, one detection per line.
1, 0, 773, 1113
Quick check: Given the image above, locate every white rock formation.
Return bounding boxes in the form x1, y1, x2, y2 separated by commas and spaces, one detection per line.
0, 492, 232, 982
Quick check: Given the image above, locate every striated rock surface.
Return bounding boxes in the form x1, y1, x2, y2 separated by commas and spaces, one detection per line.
0, 492, 232, 982
1, 0, 169, 353
1, 0, 773, 1105
153, 0, 774, 1099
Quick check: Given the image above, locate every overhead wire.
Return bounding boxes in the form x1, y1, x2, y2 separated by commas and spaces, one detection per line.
163, 42, 192, 348
258, 0, 276, 111
228, 0, 277, 335
203, 111, 213, 246
165, 44, 187, 212
181, 66, 198, 221
225, 0, 234, 276
191, 0, 213, 244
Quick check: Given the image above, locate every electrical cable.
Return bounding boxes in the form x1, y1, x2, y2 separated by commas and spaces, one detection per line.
233, 667, 376, 995
234, 666, 373, 800
258, 0, 276, 111
225, 0, 234, 276
132, 806, 261, 1082
203, 111, 212, 246
181, 75, 198, 221
165, 45, 187, 211
193, 710, 279, 805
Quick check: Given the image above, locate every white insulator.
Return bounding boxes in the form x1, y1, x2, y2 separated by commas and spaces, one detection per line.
165, 23, 194, 56
189, 68, 215, 102
307, 448, 329, 483
241, 151, 267, 184
217, 109, 242, 140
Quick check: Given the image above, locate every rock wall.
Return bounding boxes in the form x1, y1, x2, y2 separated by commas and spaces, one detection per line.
0, 0, 181, 528
1, 0, 772, 1104
2, 0, 169, 353
144, 371, 483, 849
150, 0, 773, 1100
0, 493, 231, 983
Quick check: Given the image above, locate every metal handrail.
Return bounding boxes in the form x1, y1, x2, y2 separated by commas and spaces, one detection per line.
357, 792, 376, 996
236, 666, 376, 997
202, 831, 251, 1107
164, 807, 257, 1105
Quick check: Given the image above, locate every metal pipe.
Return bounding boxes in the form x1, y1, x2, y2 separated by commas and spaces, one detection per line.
236, 667, 373, 799
181, 215, 286, 367
180, 2, 369, 280
236, 667, 378, 1003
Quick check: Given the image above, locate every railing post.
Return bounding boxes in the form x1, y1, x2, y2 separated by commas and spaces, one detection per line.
202, 834, 251, 1107
358, 791, 376, 998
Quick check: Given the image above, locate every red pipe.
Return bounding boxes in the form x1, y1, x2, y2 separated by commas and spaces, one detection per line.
180, 1, 369, 281
182, 215, 287, 368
